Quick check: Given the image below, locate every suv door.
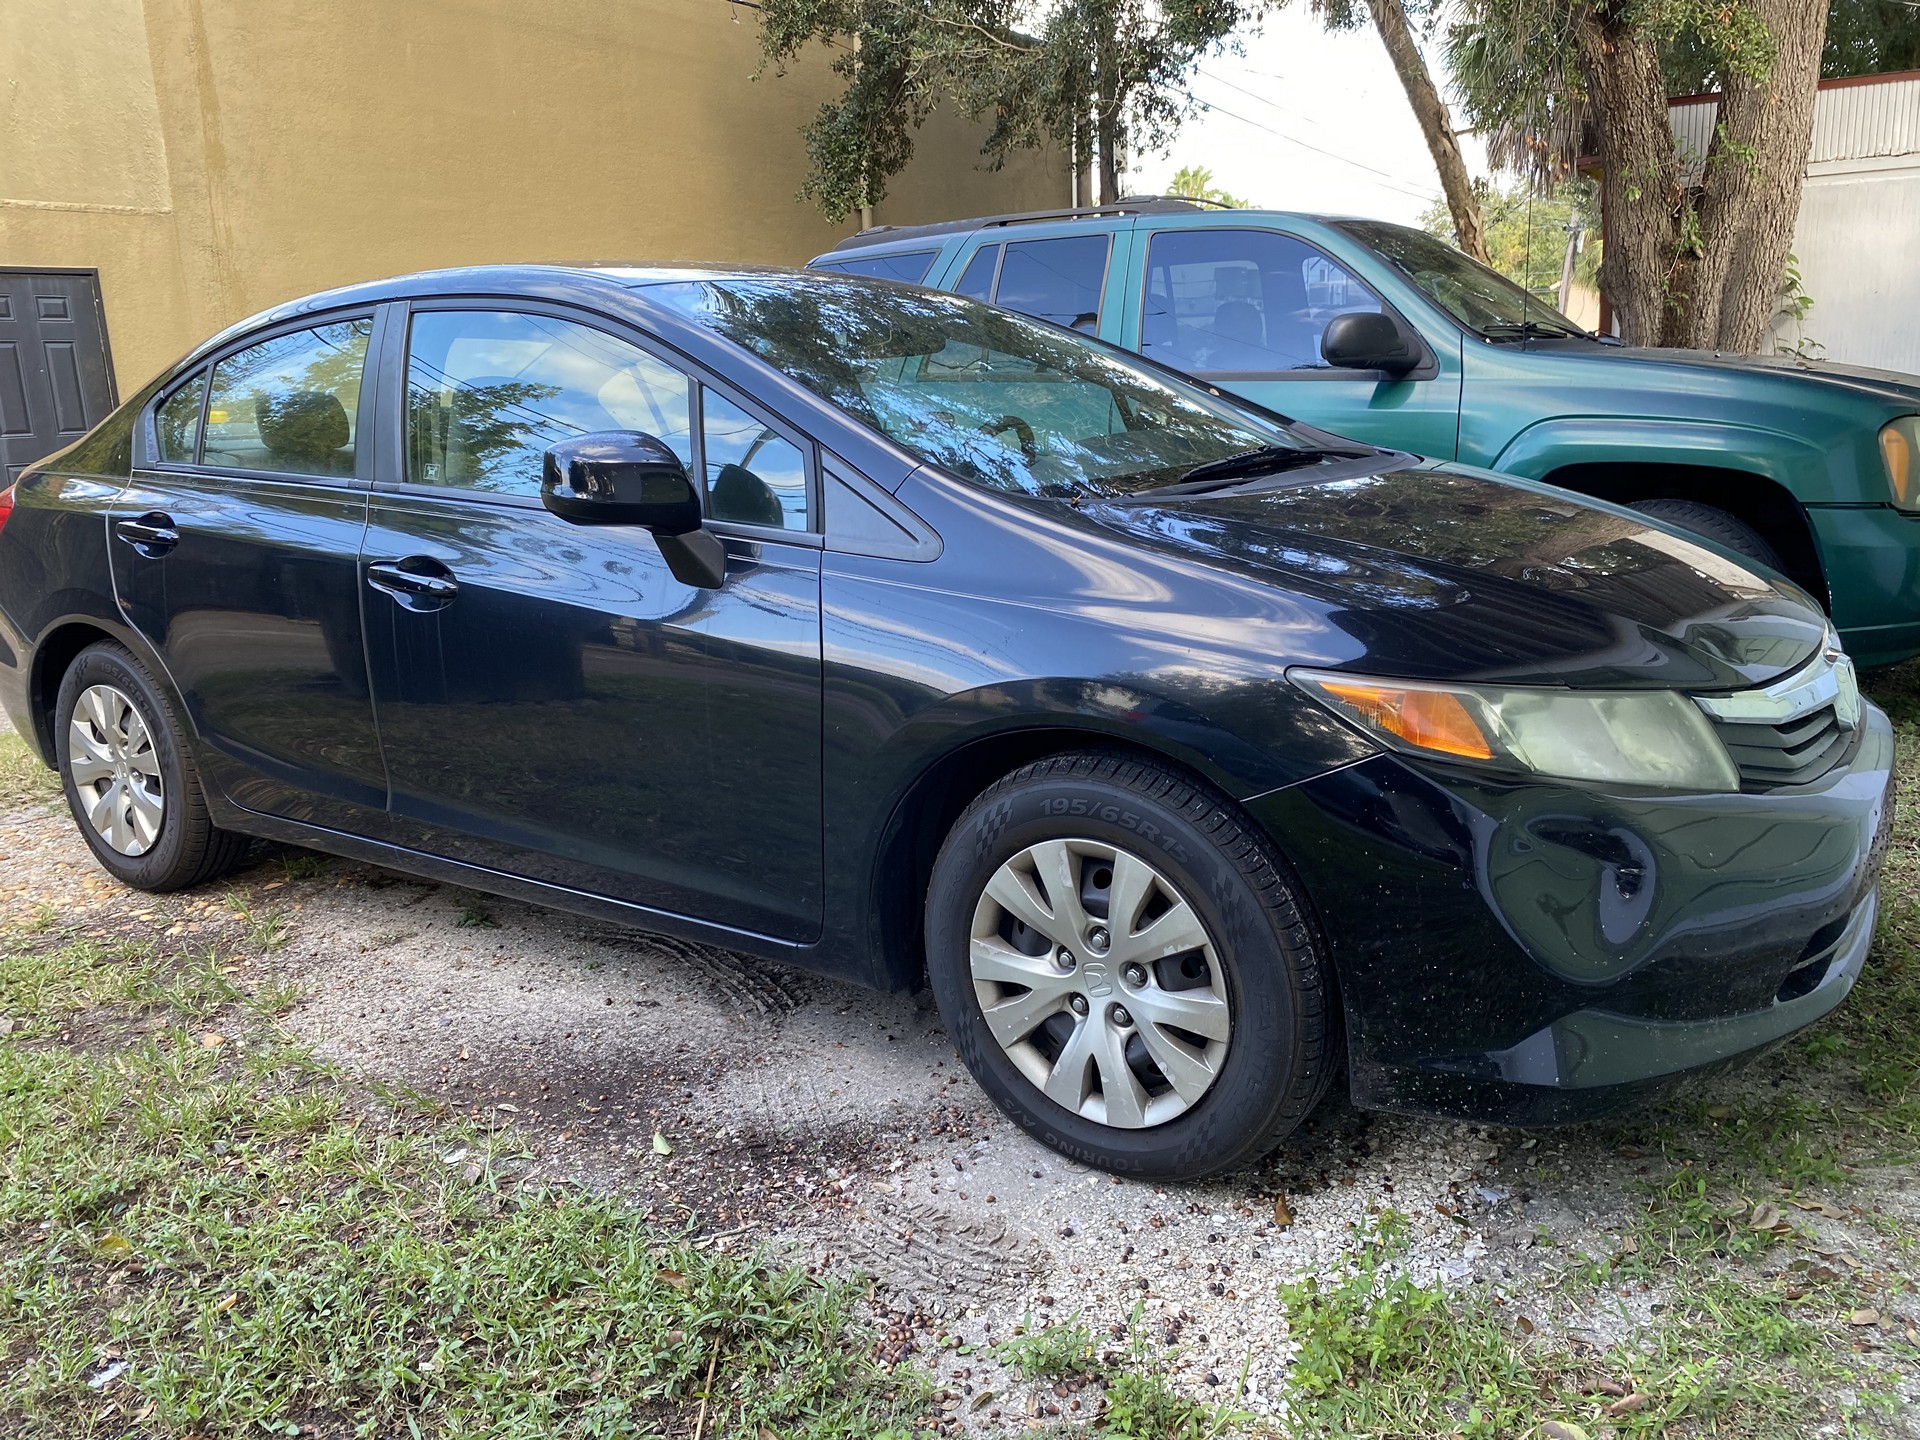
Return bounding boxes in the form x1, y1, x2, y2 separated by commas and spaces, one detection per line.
360, 302, 824, 941
108, 314, 387, 829
1128, 225, 1462, 458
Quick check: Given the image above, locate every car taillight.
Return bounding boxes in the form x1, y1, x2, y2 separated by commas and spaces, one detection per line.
0, 485, 14, 538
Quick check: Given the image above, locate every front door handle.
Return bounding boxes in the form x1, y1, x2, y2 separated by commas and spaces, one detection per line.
114, 512, 179, 557
366, 557, 459, 612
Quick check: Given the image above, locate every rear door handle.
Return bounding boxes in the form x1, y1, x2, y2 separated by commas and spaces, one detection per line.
366, 557, 459, 612
114, 512, 178, 556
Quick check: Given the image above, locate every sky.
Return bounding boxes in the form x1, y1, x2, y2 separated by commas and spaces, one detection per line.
1125, 7, 1495, 226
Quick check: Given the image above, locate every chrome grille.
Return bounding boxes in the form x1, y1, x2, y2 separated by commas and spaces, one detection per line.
1695, 643, 1862, 793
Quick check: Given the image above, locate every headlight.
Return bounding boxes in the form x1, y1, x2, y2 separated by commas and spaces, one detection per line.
1882, 416, 1920, 512
1291, 670, 1740, 792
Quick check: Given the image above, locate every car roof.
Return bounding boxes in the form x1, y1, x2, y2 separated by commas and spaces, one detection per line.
820, 199, 1381, 255
172, 262, 841, 373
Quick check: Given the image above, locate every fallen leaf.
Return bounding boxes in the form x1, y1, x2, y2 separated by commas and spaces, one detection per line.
1273, 1195, 1294, 1228
1516, 1313, 1535, 1335
495, 1102, 519, 1113
1849, 1308, 1881, 1327
212, 1293, 238, 1313
659, 1268, 690, 1292
1750, 1201, 1786, 1232
0, 1016, 15, 1036
1587, 1378, 1626, 1397
1706, 1104, 1732, 1120
652, 1131, 673, 1156
1789, 1197, 1847, 1219
1537, 1423, 1590, 1440
970, 1390, 996, 1411
759, 1428, 780, 1440
96, 1232, 131, 1258
1606, 1393, 1653, 1417
197, 1031, 225, 1048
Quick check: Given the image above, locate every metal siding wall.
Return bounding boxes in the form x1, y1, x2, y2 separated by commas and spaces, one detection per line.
1667, 77, 1920, 374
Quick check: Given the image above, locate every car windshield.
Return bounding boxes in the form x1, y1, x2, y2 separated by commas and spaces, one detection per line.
645, 276, 1328, 499
1334, 220, 1590, 340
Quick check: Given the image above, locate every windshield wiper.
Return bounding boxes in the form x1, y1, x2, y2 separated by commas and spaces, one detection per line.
1133, 443, 1380, 498
1480, 318, 1593, 342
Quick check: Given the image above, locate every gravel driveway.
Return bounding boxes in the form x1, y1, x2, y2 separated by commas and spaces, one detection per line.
6, 708, 1917, 1433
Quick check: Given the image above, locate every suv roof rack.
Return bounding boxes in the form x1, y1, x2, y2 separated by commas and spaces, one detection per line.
825, 195, 1223, 253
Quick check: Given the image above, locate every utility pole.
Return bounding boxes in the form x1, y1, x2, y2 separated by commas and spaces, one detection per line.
1557, 215, 1584, 312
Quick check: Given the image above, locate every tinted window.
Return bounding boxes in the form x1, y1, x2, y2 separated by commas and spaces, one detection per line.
1143, 229, 1383, 373
818, 250, 938, 285
203, 320, 370, 476
155, 374, 204, 464
651, 277, 1317, 500
1336, 219, 1587, 337
406, 310, 691, 496
993, 236, 1108, 332
702, 389, 808, 530
955, 245, 1001, 301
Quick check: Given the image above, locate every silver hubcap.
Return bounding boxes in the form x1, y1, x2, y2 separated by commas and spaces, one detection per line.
969, 838, 1231, 1129
67, 684, 164, 856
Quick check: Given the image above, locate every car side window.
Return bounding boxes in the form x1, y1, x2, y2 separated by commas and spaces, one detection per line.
993, 236, 1109, 333
701, 387, 808, 531
818, 249, 939, 284
955, 245, 1001, 301
406, 309, 692, 497
202, 319, 371, 477
154, 373, 205, 464
1142, 229, 1384, 373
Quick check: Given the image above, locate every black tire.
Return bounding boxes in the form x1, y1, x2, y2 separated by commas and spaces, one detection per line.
924, 749, 1334, 1179
54, 641, 249, 892
1630, 499, 1783, 572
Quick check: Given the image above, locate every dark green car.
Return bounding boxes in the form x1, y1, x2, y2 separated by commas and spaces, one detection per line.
812, 201, 1920, 667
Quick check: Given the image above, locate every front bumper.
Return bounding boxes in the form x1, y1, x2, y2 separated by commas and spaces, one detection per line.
1248, 702, 1894, 1125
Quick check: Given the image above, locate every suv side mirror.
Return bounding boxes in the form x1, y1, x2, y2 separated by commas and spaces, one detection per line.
1320, 312, 1420, 377
541, 432, 726, 588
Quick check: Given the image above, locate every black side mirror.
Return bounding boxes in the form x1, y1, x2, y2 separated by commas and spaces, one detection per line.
1320, 312, 1420, 376
541, 431, 726, 588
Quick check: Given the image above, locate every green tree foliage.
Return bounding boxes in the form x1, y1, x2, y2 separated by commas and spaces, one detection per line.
1418, 179, 1601, 294
755, 0, 1249, 221
1167, 163, 1254, 206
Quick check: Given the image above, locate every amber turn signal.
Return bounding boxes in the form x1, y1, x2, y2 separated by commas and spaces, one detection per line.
1314, 679, 1495, 760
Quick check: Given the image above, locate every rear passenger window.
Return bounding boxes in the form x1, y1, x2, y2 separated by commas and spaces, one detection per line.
701, 389, 808, 530
203, 320, 371, 477
154, 374, 205, 464
955, 245, 1001, 300
1142, 229, 1383, 373
405, 310, 692, 497
818, 250, 939, 285
993, 236, 1109, 332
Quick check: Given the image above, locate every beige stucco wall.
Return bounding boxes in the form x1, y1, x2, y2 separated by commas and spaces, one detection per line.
1, 0, 1067, 390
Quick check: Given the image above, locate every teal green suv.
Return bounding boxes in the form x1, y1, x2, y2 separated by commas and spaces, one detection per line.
812, 200, 1920, 667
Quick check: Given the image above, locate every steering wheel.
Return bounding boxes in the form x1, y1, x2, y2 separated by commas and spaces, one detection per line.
979, 414, 1038, 460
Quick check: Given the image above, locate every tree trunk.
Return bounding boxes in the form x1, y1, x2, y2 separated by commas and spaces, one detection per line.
1097, 101, 1121, 203
1695, 0, 1826, 350
1365, 0, 1488, 264
1574, 4, 1679, 345
1577, 0, 1827, 350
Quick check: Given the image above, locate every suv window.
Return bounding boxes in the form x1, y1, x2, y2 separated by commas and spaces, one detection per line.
955, 245, 1001, 300
202, 319, 371, 476
154, 373, 205, 464
406, 310, 692, 496
701, 388, 808, 530
991, 236, 1108, 332
816, 250, 939, 285
1143, 229, 1383, 373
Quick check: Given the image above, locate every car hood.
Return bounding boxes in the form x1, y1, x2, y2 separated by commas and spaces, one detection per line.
1528, 339, 1920, 411
1083, 463, 1828, 691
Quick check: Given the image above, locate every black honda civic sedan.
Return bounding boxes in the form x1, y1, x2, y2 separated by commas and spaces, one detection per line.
0, 265, 1892, 1177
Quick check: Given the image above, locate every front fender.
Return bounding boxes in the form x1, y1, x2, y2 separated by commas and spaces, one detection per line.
1491, 416, 1834, 495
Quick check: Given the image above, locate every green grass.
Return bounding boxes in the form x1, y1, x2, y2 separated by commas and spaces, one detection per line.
994, 1315, 1251, 1439
0, 932, 928, 1439
0, 728, 59, 808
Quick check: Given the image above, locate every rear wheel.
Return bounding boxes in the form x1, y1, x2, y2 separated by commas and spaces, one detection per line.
1630, 499, 1783, 572
924, 750, 1334, 1179
54, 642, 248, 891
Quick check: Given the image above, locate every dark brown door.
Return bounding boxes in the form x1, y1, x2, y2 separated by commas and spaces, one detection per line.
0, 270, 117, 483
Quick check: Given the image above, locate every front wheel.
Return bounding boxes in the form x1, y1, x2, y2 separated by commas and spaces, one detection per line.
54, 642, 249, 891
924, 751, 1335, 1179
1630, 499, 1783, 573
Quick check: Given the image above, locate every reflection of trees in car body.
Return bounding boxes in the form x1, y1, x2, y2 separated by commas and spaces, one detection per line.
405, 374, 566, 491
